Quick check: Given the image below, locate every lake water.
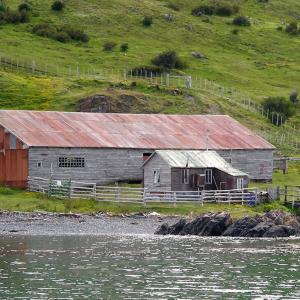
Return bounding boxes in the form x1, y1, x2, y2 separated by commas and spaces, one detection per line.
0, 235, 299, 299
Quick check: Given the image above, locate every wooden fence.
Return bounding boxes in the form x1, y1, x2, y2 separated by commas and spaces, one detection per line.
282, 185, 300, 208
28, 177, 262, 206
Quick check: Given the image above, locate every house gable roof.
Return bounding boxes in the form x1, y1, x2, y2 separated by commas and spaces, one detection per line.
0, 110, 275, 150
143, 150, 248, 177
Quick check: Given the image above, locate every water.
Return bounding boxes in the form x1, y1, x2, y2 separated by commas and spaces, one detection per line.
0, 235, 299, 299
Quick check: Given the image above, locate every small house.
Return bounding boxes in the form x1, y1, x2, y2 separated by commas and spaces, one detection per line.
143, 150, 249, 191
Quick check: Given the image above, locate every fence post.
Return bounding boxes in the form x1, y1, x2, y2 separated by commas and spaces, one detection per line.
32, 60, 36, 73
68, 179, 72, 199
143, 188, 147, 207
201, 190, 204, 207
93, 183, 97, 200
173, 191, 177, 208
241, 189, 244, 205
284, 185, 288, 204
48, 177, 53, 198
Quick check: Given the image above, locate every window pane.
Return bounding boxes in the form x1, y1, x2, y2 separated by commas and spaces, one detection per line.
10, 134, 17, 150
58, 157, 85, 168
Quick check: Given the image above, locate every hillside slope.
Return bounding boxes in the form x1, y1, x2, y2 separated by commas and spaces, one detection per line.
0, 0, 300, 155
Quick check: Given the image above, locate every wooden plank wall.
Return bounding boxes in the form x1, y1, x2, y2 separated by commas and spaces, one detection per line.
0, 127, 28, 188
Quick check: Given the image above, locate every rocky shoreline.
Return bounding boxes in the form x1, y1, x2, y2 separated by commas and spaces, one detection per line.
155, 211, 300, 238
0, 211, 178, 236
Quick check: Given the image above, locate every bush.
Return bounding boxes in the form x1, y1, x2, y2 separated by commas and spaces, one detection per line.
0, 1, 7, 12
51, 0, 64, 11
130, 66, 164, 77
143, 16, 153, 26
233, 16, 251, 26
192, 5, 215, 16
18, 3, 31, 12
285, 22, 298, 35
152, 50, 186, 70
120, 43, 128, 52
290, 90, 299, 104
55, 31, 71, 43
63, 27, 89, 42
167, 3, 180, 11
262, 97, 295, 125
103, 41, 117, 51
216, 4, 239, 16
0, 9, 30, 24
32, 23, 89, 43
192, 2, 239, 17
232, 28, 239, 35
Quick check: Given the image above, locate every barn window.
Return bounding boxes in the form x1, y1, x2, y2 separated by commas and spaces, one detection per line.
182, 169, 189, 184
205, 169, 212, 184
37, 161, 43, 168
10, 134, 17, 150
153, 169, 160, 184
58, 157, 85, 168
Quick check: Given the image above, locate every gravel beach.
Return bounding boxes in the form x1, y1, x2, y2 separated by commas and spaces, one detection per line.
0, 211, 179, 236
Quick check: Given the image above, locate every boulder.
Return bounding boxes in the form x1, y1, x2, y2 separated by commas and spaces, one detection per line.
155, 211, 300, 238
192, 51, 207, 60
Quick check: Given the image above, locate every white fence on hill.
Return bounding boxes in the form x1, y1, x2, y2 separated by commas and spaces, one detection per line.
1, 54, 299, 151
28, 177, 263, 206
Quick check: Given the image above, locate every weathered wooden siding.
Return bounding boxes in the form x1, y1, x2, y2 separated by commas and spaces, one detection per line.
143, 154, 171, 190
0, 127, 28, 188
213, 169, 249, 190
29, 148, 153, 185
217, 149, 273, 181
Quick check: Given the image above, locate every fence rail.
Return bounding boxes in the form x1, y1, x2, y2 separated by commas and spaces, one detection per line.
282, 185, 300, 208
28, 177, 263, 206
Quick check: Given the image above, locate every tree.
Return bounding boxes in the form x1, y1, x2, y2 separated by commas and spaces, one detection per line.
289, 90, 298, 104
151, 50, 186, 69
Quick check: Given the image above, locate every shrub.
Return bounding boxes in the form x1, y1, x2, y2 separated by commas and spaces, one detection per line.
130, 66, 164, 77
32, 23, 89, 43
120, 43, 129, 52
1, 9, 30, 24
143, 16, 153, 26
103, 41, 117, 51
63, 27, 89, 42
18, 3, 31, 12
55, 31, 71, 43
0, 0, 7, 12
167, 3, 180, 11
289, 90, 299, 104
192, 2, 239, 17
51, 0, 64, 11
262, 97, 295, 125
192, 5, 215, 16
233, 16, 251, 26
285, 22, 298, 35
152, 50, 186, 70
232, 28, 239, 35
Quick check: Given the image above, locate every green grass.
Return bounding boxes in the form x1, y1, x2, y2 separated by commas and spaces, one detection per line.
0, 185, 295, 219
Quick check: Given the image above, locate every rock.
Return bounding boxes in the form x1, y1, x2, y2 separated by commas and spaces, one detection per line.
164, 13, 174, 22
155, 223, 170, 235
222, 216, 261, 237
263, 225, 298, 238
192, 51, 207, 60
246, 222, 273, 237
155, 211, 300, 238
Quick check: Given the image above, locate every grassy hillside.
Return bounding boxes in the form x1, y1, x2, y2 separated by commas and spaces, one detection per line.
0, 0, 300, 155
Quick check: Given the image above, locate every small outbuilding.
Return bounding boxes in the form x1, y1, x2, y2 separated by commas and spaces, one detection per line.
143, 150, 249, 192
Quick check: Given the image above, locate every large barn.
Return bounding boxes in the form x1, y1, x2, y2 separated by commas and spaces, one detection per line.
0, 110, 275, 188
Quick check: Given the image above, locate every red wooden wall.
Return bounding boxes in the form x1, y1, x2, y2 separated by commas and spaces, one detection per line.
0, 127, 28, 188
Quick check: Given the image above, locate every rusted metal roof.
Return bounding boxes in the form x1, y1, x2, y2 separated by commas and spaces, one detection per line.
144, 150, 248, 177
0, 110, 275, 150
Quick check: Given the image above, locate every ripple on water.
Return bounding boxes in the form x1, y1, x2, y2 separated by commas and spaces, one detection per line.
0, 235, 299, 299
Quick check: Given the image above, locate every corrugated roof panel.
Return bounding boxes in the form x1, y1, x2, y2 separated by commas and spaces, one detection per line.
0, 110, 275, 150
151, 150, 247, 177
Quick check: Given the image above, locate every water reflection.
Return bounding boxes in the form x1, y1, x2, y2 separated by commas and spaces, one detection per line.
0, 235, 299, 299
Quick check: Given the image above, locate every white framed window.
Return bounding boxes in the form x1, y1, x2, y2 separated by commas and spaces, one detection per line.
58, 157, 85, 168
237, 178, 244, 190
10, 134, 17, 150
205, 169, 212, 184
182, 169, 189, 184
153, 169, 160, 184
37, 161, 43, 168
